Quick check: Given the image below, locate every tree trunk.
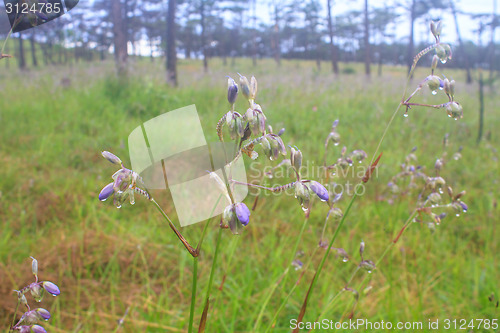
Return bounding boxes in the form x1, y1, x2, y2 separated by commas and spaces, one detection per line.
363, 0, 370, 76
251, 0, 257, 66
111, 0, 128, 76
326, 0, 339, 74
407, 0, 416, 74
488, 0, 497, 82
200, 1, 208, 72
273, 5, 280, 66
17, 34, 26, 69
30, 31, 38, 67
450, 0, 472, 83
166, 0, 177, 86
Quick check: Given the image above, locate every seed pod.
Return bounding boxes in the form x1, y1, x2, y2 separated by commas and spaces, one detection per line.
427, 192, 442, 205
449, 79, 456, 97
443, 78, 451, 95
329, 207, 343, 220
427, 75, 442, 93
359, 260, 376, 272
359, 240, 365, 258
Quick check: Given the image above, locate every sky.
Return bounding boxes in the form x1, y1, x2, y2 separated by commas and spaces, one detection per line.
0, 0, 497, 46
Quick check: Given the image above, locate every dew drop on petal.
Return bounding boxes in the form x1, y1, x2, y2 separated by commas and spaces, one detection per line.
301, 206, 308, 212
342, 257, 349, 262
334, 142, 340, 146
403, 113, 409, 118
367, 270, 372, 274
440, 59, 447, 64
432, 90, 437, 95
456, 213, 460, 217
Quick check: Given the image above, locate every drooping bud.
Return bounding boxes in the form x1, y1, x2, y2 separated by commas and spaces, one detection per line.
238, 73, 251, 100
458, 201, 468, 212
234, 202, 251, 226
350, 150, 367, 163
42, 281, 60, 296
35, 308, 51, 321
427, 192, 442, 205
20, 310, 41, 325
445, 102, 463, 120
227, 77, 238, 105
99, 183, 114, 201
31, 325, 47, 333
359, 260, 376, 273
435, 158, 443, 171
309, 181, 329, 202
443, 78, 451, 95
29, 283, 44, 302
294, 182, 310, 210
222, 204, 240, 234
329, 207, 343, 220
102, 151, 122, 165
250, 76, 258, 100
427, 75, 442, 94
449, 79, 456, 97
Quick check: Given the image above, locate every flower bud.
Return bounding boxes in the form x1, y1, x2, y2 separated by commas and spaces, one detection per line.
222, 204, 239, 234
431, 55, 439, 72
99, 183, 114, 201
250, 76, 258, 100
15, 326, 32, 333
309, 181, 329, 202
449, 79, 456, 96
227, 77, 238, 105
20, 310, 41, 325
30, 257, 38, 276
435, 158, 443, 171
238, 73, 251, 100
326, 131, 340, 147
234, 202, 250, 226
290, 147, 302, 170
443, 78, 451, 95
102, 151, 122, 165
430, 20, 442, 39
445, 102, 463, 120
31, 325, 47, 333
42, 281, 60, 296
260, 137, 272, 158
359, 240, 365, 258
435, 45, 446, 61
458, 201, 468, 212
35, 308, 51, 321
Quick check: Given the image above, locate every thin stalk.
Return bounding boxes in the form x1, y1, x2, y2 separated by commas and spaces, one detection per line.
254, 213, 309, 331
150, 198, 197, 256
188, 256, 199, 333
8, 298, 20, 333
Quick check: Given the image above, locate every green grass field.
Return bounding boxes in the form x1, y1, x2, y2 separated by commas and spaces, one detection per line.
0, 57, 498, 332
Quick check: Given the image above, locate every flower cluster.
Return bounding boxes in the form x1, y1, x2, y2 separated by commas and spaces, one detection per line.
10, 257, 61, 333
98, 151, 150, 208
403, 20, 463, 120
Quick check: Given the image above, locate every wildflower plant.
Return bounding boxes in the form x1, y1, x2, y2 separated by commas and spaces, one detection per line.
8, 257, 61, 333
95, 19, 468, 333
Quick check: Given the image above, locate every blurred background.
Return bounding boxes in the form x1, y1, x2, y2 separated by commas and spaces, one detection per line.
0, 0, 498, 332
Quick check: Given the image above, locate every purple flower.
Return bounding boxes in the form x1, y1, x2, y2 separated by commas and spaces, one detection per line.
99, 183, 114, 201
31, 325, 47, 333
14, 326, 31, 333
42, 281, 60, 296
235, 203, 250, 226
309, 181, 329, 202
458, 201, 468, 212
227, 77, 238, 105
101, 151, 122, 165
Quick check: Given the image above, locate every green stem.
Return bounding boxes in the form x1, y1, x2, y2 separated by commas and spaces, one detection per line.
204, 227, 223, 302
188, 256, 199, 333
8, 298, 20, 332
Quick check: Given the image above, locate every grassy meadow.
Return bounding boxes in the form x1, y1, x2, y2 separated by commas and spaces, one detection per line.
0, 56, 498, 332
